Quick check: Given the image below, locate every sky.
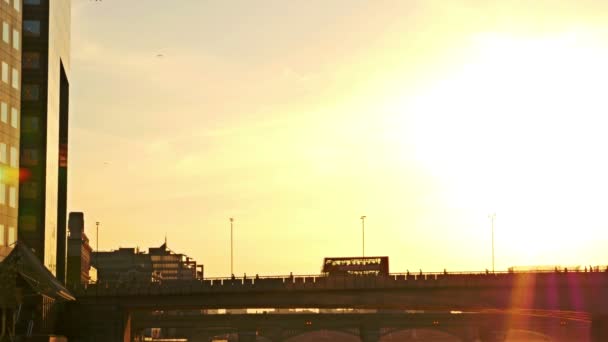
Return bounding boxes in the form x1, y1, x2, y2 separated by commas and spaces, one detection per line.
68, 0, 608, 277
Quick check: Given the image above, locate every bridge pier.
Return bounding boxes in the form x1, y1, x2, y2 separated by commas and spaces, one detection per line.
360, 326, 380, 342
591, 314, 608, 342
63, 303, 132, 342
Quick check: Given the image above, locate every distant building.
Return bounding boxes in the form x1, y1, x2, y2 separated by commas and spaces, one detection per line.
93, 246, 154, 283
149, 242, 202, 280
66, 212, 93, 287
92, 241, 203, 283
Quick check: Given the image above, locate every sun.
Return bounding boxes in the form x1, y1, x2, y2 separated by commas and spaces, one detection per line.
384, 30, 608, 265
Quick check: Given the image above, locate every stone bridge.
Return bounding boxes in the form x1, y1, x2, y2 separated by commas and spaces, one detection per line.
61, 270, 608, 341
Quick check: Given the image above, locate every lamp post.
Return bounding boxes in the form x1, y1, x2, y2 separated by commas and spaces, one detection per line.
488, 213, 495, 273
95, 221, 100, 272
230, 218, 234, 276
360, 216, 366, 257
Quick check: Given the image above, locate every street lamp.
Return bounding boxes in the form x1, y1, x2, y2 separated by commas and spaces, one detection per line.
488, 213, 496, 273
95, 221, 100, 272
230, 218, 234, 276
360, 216, 366, 257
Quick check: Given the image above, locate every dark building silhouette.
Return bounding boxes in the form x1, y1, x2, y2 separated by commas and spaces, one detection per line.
93, 242, 204, 283
0, 242, 75, 339
18, 0, 71, 284
149, 241, 203, 280
0, 0, 23, 262
66, 212, 93, 287
93, 246, 154, 283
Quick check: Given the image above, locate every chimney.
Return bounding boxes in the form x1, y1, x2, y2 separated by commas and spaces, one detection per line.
68, 212, 85, 239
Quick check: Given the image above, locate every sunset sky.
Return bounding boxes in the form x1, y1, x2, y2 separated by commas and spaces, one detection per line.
68, 0, 608, 277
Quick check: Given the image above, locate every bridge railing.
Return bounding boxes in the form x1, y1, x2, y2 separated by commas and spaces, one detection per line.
199, 268, 607, 282
71, 268, 608, 296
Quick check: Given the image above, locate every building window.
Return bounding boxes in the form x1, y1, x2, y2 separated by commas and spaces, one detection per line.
23, 52, 40, 69
21, 182, 37, 199
22, 148, 37, 166
14, 0, 20, 12
19, 215, 36, 232
22, 116, 39, 133
24, 0, 40, 4
1, 62, 8, 83
23, 84, 39, 101
8, 226, 15, 245
1, 102, 6, 123
12, 29, 19, 50
0, 183, 4, 205
11, 68, 19, 89
8, 187, 16, 208
9, 146, 17, 167
11, 107, 18, 128
2, 22, 8, 44
23, 20, 40, 37
0, 225, 4, 246
0, 143, 6, 164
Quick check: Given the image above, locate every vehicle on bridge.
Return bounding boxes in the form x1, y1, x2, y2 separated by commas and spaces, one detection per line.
321, 256, 389, 276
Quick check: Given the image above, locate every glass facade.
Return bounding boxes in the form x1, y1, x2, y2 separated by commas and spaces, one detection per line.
18, 0, 70, 280
0, 0, 21, 261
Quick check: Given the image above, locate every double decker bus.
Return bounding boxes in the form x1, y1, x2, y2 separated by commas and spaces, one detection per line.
321, 256, 389, 276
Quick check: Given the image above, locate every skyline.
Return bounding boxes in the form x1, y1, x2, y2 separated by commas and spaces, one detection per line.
68, 0, 608, 277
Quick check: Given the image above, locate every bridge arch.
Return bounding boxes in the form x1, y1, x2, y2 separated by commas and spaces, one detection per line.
380, 327, 464, 341
505, 329, 552, 341
283, 329, 360, 342
188, 329, 238, 342
504, 313, 591, 342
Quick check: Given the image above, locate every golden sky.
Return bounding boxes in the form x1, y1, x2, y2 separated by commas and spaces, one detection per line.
68, 0, 608, 276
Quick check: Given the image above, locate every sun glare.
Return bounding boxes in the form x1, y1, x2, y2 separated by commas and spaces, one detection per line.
388, 31, 608, 262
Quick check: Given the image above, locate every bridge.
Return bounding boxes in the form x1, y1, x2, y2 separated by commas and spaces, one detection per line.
61, 270, 608, 341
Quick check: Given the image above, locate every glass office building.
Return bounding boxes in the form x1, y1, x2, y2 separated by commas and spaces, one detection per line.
18, 0, 70, 282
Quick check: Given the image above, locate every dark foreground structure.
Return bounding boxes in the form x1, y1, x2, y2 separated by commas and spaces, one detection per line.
62, 270, 608, 341
0, 242, 74, 341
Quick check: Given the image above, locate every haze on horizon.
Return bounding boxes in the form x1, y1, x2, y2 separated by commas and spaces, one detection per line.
68, 0, 608, 277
